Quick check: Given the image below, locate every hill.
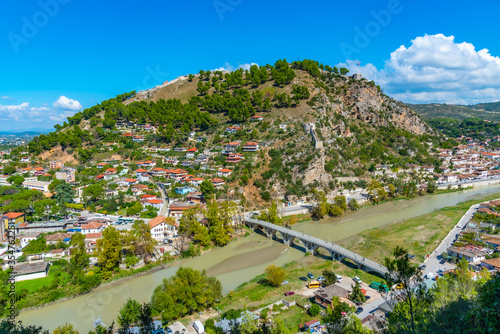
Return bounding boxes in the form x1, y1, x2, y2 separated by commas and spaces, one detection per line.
407, 101, 500, 121
25, 59, 444, 204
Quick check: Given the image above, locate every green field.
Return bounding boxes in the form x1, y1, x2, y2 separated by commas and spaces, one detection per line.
337, 191, 500, 264
16, 263, 70, 293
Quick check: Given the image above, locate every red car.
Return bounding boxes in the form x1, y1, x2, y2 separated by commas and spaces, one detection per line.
284, 291, 295, 296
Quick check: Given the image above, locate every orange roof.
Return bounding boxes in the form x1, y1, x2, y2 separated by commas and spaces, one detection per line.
252, 115, 263, 118
211, 178, 225, 183
81, 222, 104, 230
218, 169, 233, 173
227, 142, 239, 146
187, 148, 198, 152
148, 215, 165, 229
147, 199, 163, 204
191, 177, 204, 181
34, 167, 44, 171
245, 142, 258, 146
5, 212, 24, 219
106, 168, 117, 172
140, 194, 156, 198
135, 168, 147, 173
124, 178, 138, 182
85, 233, 102, 239
97, 162, 106, 166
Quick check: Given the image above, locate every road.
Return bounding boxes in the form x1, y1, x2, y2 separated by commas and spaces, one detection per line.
421, 203, 480, 277
356, 202, 481, 321
156, 182, 169, 216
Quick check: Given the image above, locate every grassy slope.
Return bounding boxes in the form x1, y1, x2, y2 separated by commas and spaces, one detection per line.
337, 191, 500, 264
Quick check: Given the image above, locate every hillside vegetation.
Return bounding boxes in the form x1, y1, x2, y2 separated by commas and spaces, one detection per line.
25, 59, 448, 203
408, 101, 500, 121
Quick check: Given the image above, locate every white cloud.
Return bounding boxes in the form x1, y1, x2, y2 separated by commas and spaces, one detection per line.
211, 62, 259, 72
337, 34, 500, 104
53, 96, 82, 111
1, 96, 12, 100
0, 102, 74, 126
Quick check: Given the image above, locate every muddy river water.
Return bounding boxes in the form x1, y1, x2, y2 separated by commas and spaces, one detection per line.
18, 185, 500, 332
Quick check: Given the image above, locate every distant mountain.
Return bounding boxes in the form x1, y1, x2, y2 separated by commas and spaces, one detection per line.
0, 129, 50, 136
407, 101, 500, 121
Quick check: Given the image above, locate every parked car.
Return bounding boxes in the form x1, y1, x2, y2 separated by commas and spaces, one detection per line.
439, 260, 446, 264
396, 283, 404, 289
317, 276, 325, 282
420, 264, 427, 269
284, 291, 295, 296
307, 273, 314, 279
335, 274, 343, 283
281, 280, 289, 285
410, 255, 416, 259
353, 276, 362, 284
437, 270, 444, 276
299, 276, 308, 281
356, 307, 363, 314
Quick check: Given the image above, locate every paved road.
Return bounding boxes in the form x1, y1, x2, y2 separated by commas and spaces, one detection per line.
156, 182, 169, 216
421, 203, 480, 277
356, 202, 481, 320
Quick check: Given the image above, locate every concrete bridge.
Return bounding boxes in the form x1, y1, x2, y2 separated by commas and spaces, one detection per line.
245, 217, 389, 277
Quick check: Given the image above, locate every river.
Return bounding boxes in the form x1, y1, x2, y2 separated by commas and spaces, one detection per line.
17, 185, 500, 332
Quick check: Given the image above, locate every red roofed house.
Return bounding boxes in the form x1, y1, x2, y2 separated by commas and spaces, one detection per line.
85, 233, 102, 254
211, 178, 226, 188
242, 142, 259, 152
146, 199, 163, 210
105, 168, 117, 175
97, 162, 106, 169
81, 222, 105, 235
123, 178, 139, 186
225, 142, 240, 152
251, 115, 264, 121
186, 148, 198, 158
96, 174, 105, 180
226, 153, 243, 163
217, 169, 233, 178
189, 177, 204, 186
148, 216, 167, 240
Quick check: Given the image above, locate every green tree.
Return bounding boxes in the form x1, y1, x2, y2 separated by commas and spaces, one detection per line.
200, 180, 216, 200
265, 264, 285, 287
129, 219, 156, 260
384, 246, 429, 334
69, 232, 89, 277
83, 184, 105, 207
470, 275, 500, 333
349, 281, 366, 304
52, 323, 79, 334
348, 199, 359, 211
54, 182, 75, 204
257, 201, 283, 226
322, 269, 337, 286
308, 303, 320, 316
7, 175, 24, 187
96, 227, 123, 279
151, 267, 222, 322
117, 298, 141, 327
323, 303, 370, 334
126, 201, 143, 216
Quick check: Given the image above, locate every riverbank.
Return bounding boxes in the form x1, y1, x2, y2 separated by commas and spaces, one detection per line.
336, 190, 500, 264
17, 183, 500, 332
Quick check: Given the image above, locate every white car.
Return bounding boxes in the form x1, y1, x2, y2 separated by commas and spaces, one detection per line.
335, 274, 343, 283
353, 276, 362, 284
281, 280, 289, 285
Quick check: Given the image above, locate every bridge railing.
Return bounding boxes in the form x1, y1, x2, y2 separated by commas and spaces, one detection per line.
245, 218, 388, 275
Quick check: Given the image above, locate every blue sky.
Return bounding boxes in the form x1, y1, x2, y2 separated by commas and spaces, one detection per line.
1, 0, 500, 131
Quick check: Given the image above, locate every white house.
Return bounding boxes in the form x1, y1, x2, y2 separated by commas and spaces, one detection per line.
81, 222, 105, 235
217, 169, 233, 178
148, 216, 166, 240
